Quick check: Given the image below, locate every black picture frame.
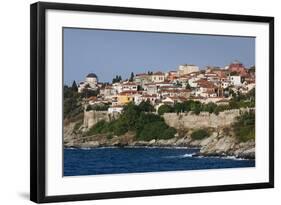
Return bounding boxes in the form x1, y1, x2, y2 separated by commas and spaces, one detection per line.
30, 2, 274, 203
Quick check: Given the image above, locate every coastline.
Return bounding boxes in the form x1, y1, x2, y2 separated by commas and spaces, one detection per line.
64, 130, 255, 160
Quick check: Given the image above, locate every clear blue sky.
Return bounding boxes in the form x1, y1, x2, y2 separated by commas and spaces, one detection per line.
63, 28, 255, 85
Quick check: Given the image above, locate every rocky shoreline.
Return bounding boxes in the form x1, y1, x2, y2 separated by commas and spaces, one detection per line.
64, 123, 255, 160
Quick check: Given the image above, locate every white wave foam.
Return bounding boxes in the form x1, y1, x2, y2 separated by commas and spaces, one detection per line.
164, 153, 196, 159
206, 155, 248, 161
81, 147, 91, 150
65, 147, 76, 150
164, 153, 249, 161
221, 156, 247, 161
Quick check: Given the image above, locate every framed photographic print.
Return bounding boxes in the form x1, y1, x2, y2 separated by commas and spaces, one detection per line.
30, 2, 274, 203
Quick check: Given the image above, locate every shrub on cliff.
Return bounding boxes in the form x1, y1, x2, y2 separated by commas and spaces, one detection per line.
137, 121, 176, 141
64, 85, 83, 119
191, 103, 201, 115
92, 104, 109, 111
122, 102, 141, 129
86, 102, 176, 139
174, 102, 186, 113
111, 119, 128, 136
87, 119, 128, 136
202, 102, 217, 114
191, 129, 209, 140
85, 105, 92, 111
87, 120, 108, 135
135, 113, 164, 133
162, 127, 177, 139
233, 111, 255, 142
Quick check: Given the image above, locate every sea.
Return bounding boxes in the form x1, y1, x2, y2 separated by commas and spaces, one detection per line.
64, 147, 255, 176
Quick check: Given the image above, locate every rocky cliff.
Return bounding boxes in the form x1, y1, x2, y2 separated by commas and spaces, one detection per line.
64, 109, 255, 159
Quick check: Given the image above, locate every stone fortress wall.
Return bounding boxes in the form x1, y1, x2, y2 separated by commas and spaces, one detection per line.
163, 109, 251, 129
83, 108, 253, 130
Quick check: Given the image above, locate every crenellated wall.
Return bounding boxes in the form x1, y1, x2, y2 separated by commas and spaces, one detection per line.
163, 108, 252, 130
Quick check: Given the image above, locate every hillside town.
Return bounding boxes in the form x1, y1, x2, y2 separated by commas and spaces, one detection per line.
74, 61, 255, 114
64, 61, 256, 159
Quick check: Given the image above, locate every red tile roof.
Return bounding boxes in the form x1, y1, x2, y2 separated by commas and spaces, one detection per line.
122, 82, 137, 86
119, 91, 139, 95
135, 73, 148, 77
153, 71, 165, 75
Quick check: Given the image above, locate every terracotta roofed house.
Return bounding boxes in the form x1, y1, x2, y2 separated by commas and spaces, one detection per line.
228, 61, 248, 77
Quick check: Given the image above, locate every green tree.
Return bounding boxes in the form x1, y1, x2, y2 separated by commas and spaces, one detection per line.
229, 100, 239, 109
158, 104, 174, 115
139, 101, 155, 112
86, 103, 176, 139
203, 102, 217, 114
112, 120, 128, 135
122, 102, 140, 130
87, 120, 107, 135
137, 85, 144, 91
92, 104, 109, 111
85, 105, 92, 111
175, 81, 182, 87
233, 111, 255, 142
112, 76, 117, 84
135, 112, 163, 136
138, 121, 175, 141
190, 101, 201, 115
185, 81, 191, 89
248, 66, 255, 74
182, 100, 193, 112
71, 80, 78, 92
63, 85, 83, 119
129, 72, 134, 82
112, 75, 122, 84
174, 102, 185, 113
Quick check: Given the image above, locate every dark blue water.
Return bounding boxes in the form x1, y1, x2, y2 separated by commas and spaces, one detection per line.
64, 147, 255, 176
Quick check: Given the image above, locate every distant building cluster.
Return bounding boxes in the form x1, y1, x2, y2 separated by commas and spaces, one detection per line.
77, 61, 255, 114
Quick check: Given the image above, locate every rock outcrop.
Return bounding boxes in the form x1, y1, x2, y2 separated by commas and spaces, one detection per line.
199, 136, 255, 159
64, 123, 255, 159
64, 109, 255, 159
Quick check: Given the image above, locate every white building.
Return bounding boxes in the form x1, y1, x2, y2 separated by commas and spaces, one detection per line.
134, 94, 143, 105
108, 106, 123, 114
85, 73, 98, 88
146, 84, 158, 95
100, 86, 117, 99
229, 75, 242, 86
141, 94, 158, 105
121, 82, 138, 92
112, 82, 123, 93
151, 72, 165, 83
178, 64, 199, 76
78, 73, 98, 93
188, 77, 200, 88
134, 73, 151, 86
